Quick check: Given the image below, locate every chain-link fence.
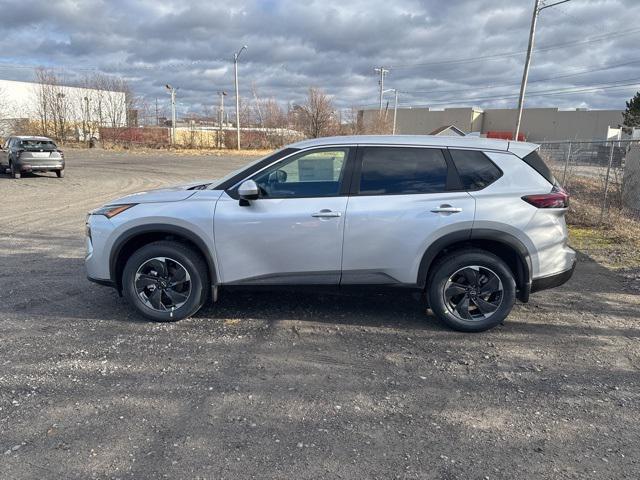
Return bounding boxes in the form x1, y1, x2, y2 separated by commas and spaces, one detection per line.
538, 140, 640, 226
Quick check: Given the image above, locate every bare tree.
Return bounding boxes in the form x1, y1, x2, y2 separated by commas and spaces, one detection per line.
87, 73, 132, 128
34, 68, 71, 141
297, 87, 336, 138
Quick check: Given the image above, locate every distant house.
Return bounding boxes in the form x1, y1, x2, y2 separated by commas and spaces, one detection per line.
429, 125, 466, 137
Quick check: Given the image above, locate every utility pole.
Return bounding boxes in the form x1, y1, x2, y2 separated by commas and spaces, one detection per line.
218, 91, 227, 149
165, 84, 177, 145
383, 88, 399, 135
234, 45, 248, 150
374, 67, 389, 116
514, 0, 571, 140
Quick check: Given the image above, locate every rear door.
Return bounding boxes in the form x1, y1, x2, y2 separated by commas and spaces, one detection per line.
341, 145, 476, 286
214, 147, 354, 285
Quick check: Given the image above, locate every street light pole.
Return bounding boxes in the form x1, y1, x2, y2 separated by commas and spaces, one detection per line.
392, 89, 398, 135
514, 0, 571, 141
83, 96, 90, 144
165, 84, 177, 145
218, 90, 227, 149
374, 67, 389, 116
234, 45, 247, 150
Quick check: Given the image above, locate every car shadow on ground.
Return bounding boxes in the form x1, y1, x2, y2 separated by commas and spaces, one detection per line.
0, 249, 638, 339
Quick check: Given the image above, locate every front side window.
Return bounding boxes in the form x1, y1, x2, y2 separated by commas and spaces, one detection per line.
358, 147, 448, 195
252, 148, 348, 198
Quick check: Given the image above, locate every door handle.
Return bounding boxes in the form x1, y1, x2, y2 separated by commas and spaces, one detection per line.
312, 209, 342, 218
431, 204, 462, 214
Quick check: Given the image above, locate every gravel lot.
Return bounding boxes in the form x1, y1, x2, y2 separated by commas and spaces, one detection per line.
1, 149, 639, 479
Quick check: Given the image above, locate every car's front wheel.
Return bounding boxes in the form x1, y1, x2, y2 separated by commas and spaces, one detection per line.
427, 249, 516, 332
56, 169, 65, 178
122, 241, 209, 322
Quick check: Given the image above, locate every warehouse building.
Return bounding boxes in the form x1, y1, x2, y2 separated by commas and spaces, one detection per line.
0, 78, 128, 138
360, 107, 625, 142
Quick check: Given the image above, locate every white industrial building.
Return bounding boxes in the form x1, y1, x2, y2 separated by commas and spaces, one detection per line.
0, 78, 127, 137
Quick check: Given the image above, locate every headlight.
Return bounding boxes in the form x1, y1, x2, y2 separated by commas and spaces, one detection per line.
91, 204, 137, 218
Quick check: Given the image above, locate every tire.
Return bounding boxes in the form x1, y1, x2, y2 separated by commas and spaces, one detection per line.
56, 169, 65, 178
122, 241, 209, 322
10, 161, 20, 179
427, 249, 516, 332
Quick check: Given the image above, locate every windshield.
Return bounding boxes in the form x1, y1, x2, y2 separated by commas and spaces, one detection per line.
20, 139, 57, 150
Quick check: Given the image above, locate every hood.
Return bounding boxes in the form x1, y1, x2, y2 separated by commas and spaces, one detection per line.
109, 180, 215, 205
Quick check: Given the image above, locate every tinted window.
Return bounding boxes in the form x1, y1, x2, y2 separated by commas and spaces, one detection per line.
359, 147, 448, 195
253, 148, 348, 198
19, 139, 57, 150
522, 150, 556, 185
450, 150, 502, 190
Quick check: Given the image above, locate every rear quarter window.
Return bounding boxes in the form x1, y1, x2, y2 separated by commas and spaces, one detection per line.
449, 149, 502, 190
522, 150, 556, 185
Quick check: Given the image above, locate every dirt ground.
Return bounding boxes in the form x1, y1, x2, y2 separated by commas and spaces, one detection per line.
1, 149, 639, 479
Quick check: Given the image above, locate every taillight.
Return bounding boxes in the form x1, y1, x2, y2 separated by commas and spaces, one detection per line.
57, 149, 64, 158
522, 185, 569, 208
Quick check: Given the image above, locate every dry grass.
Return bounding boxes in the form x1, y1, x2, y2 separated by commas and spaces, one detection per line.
565, 176, 640, 269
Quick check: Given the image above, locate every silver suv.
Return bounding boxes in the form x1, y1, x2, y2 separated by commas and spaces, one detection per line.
85, 135, 576, 332
1, 136, 65, 178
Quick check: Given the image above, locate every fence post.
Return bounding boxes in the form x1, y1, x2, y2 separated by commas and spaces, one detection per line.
561, 141, 572, 186
599, 141, 616, 225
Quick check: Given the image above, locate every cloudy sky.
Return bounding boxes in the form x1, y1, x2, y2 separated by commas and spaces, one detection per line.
1, 0, 640, 119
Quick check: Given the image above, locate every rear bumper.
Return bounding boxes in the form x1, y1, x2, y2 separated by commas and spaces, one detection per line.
531, 258, 577, 293
18, 162, 64, 172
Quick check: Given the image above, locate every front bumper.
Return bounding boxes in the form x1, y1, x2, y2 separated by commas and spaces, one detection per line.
87, 275, 116, 288
85, 214, 116, 284
531, 257, 577, 293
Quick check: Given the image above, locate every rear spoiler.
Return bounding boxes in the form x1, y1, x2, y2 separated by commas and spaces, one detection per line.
507, 141, 539, 159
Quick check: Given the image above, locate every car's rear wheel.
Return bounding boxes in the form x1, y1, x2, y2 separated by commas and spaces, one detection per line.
56, 169, 65, 178
9, 161, 20, 179
122, 241, 209, 322
427, 249, 516, 332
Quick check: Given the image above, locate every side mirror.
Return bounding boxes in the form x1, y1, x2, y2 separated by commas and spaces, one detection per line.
238, 179, 259, 204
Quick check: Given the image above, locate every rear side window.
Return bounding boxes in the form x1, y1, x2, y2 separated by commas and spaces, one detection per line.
449, 150, 502, 190
358, 147, 448, 195
522, 150, 556, 185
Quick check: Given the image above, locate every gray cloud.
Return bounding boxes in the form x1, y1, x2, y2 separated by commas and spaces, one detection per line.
0, 0, 639, 117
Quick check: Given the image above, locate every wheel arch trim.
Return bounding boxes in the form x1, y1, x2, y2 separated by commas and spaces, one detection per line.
417, 229, 532, 301
109, 223, 217, 291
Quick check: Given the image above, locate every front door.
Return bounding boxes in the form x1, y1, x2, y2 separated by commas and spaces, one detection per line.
214, 147, 353, 285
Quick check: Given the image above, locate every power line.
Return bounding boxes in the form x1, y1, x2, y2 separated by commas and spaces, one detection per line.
396, 80, 640, 108
399, 58, 640, 96
386, 26, 640, 69
357, 77, 640, 110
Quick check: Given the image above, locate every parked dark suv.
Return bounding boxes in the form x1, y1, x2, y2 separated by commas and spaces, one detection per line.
1, 136, 65, 179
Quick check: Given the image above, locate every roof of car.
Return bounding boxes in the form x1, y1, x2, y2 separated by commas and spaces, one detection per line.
14, 136, 55, 141
289, 135, 539, 158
